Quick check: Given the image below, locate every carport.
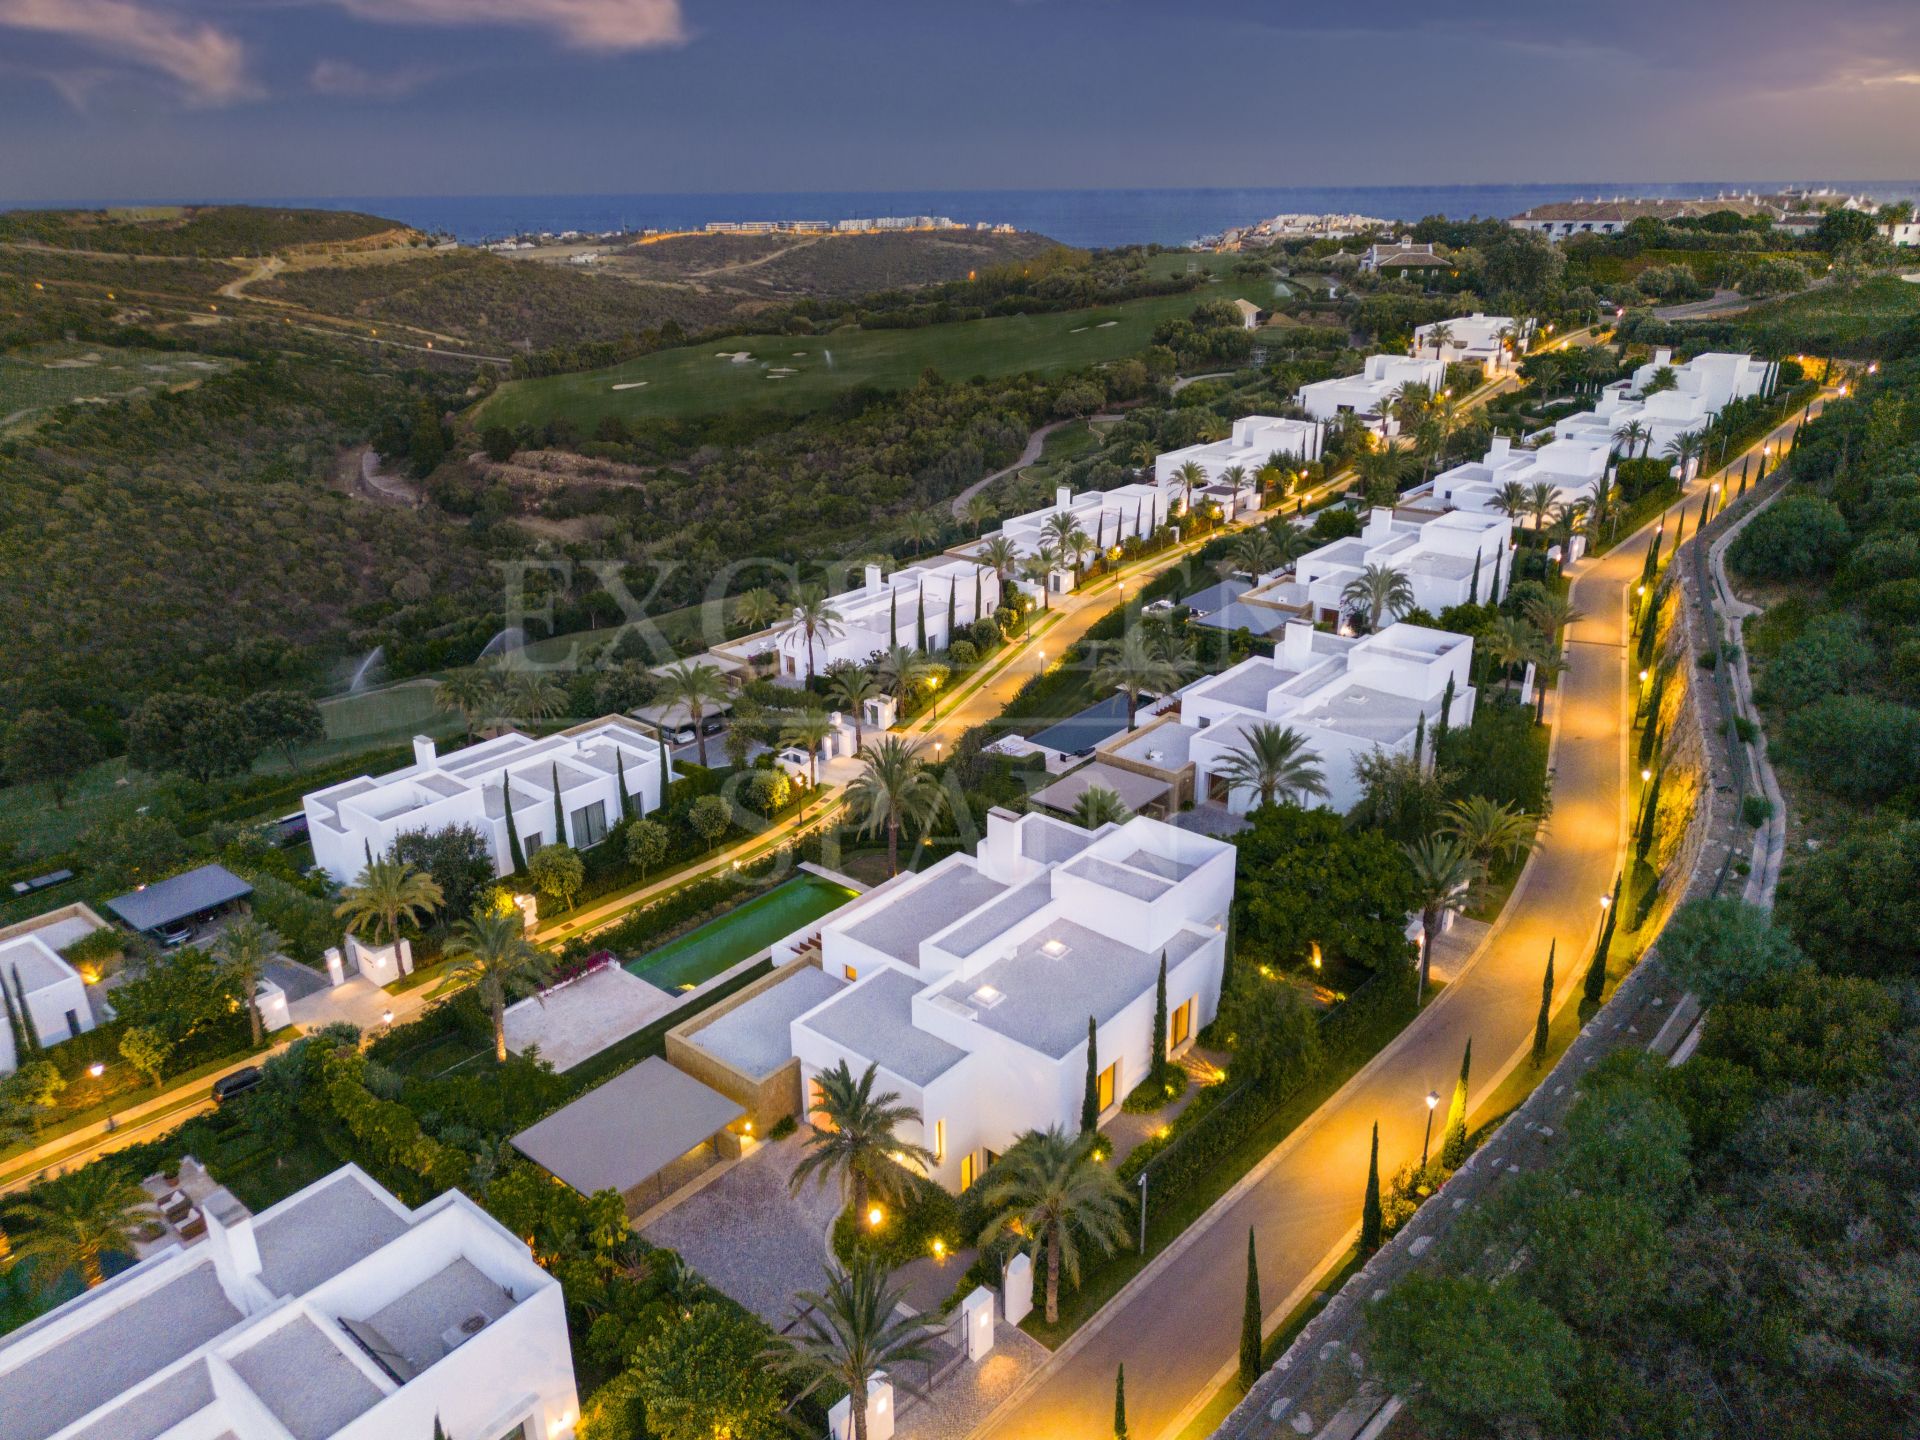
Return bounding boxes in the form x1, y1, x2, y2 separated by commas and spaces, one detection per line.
1030, 761, 1173, 820
104, 864, 253, 940
511, 1057, 745, 1212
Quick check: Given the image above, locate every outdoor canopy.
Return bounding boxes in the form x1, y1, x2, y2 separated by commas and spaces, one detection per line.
510, 1057, 744, 1197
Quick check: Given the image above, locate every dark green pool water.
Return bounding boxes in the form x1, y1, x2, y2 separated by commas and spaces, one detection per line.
625, 874, 856, 994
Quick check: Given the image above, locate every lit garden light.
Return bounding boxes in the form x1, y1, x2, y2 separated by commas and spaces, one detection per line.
1422, 1090, 1440, 1168
867, 1205, 885, 1229
88, 1062, 106, 1079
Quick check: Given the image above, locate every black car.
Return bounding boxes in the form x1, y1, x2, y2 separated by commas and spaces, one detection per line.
700, 714, 727, 736
211, 1066, 264, 1105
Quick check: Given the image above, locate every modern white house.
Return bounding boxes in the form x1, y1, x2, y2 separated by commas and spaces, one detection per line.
0, 930, 96, 1073
773, 557, 998, 681
303, 716, 672, 885
0, 1164, 580, 1440
1252, 507, 1514, 623
758, 811, 1235, 1191
1412, 314, 1530, 375
1153, 415, 1325, 492
1429, 434, 1615, 519
1296, 355, 1449, 436
953, 482, 1177, 599
1554, 348, 1776, 469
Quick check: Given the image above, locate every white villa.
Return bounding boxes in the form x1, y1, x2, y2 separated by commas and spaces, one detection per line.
0, 1164, 580, 1440
1153, 415, 1325, 491
303, 717, 671, 885
1296, 355, 1449, 436
954, 482, 1179, 599
1412, 313, 1531, 375
692, 811, 1235, 1192
1430, 434, 1615, 518
1107, 620, 1477, 817
0, 918, 98, 1074
1256, 507, 1513, 623
773, 557, 998, 680
1554, 348, 1776, 464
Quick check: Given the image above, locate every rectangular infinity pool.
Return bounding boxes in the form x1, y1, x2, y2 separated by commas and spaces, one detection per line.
625, 874, 857, 994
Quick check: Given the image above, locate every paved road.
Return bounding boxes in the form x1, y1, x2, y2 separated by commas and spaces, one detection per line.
969, 383, 1806, 1440
950, 419, 1077, 519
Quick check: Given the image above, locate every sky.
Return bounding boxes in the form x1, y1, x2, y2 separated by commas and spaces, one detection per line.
3, 0, 1920, 203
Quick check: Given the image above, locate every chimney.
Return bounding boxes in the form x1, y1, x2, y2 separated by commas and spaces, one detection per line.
203, 1187, 264, 1298
412, 735, 437, 768
1489, 436, 1513, 463
1281, 621, 1314, 665
865, 563, 884, 592
1055, 485, 1072, 510
1365, 507, 1394, 537
1654, 347, 1674, 367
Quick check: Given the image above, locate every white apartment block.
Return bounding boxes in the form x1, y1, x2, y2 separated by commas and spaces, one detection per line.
1431, 434, 1614, 518
1412, 313, 1530, 375
774, 557, 998, 680
303, 717, 671, 886
1175, 621, 1477, 815
955, 482, 1177, 598
0, 1165, 580, 1440
755, 812, 1234, 1191
1153, 415, 1325, 493
1246, 507, 1514, 625
1296, 355, 1449, 436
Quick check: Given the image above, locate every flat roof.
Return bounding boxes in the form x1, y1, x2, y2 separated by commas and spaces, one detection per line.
1031, 764, 1171, 817
513, 1057, 743, 1195
104, 865, 252, 933
843, 866, 1007, 967
1029, 693, 1136, 757
253, 1171, 411, 1297
228, 1316, 384, 1440
685, 965, 844, 1079
799, 969, 966, 1087
0, 934, 75, 993
362, 1258, 515, 1380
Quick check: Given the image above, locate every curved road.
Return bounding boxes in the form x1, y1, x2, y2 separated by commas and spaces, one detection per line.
968, 394, 1820, 1440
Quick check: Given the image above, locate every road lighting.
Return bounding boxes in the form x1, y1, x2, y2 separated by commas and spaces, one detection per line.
1422, 1090, 1440, 1168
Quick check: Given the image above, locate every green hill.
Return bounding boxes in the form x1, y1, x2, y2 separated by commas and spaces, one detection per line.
0, 205, 420, 257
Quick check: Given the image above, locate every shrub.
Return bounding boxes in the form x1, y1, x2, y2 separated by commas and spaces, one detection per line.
1727, 493, 1851, 580
737, 769, 790, 816
947, 639, 978, 668
1776, 819, 1920, 979
1614, 456, 1673, 502
1657, 898, 1806, 1005
1782, 694, 1920, 802
1756, 612, 1875, 712
1740, 794, 1772, 827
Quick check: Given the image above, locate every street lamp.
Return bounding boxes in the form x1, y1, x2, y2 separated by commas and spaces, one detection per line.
88, 1062, 105, 1079
1642, 768, 1652, 784
1600, 892, 1612, 912
1422, 1090, 1440, 1168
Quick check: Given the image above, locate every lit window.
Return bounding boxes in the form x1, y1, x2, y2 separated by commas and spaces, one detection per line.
934, 1120, 946, 1162
844, 964, 858, 981
1097, 1061, 1117, 1113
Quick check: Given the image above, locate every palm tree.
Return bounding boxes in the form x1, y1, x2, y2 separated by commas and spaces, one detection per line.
5, 1166, 157, 1291
790, 1060, 934, 1216
1174, 459, 1207, 517
1065, 529, 1097, 580
1441, 795, 1536, 868
732, 586, 783, 632
777, 1256, 945, 1440
1525, 352, 1563, 399
1403, 836, 1484, 1002
1022, 548, 1059, 609
1423, 320, 1454, 362
845, 737, 947, 876
1523, 591, 1584, 648
1218, 464, 1248, 503
1072, 785, 1133, 829
902, 510, 941, 555
1612, 419, 1651, 460
778, 709, 834, 787
1492, 479, 1531, 527
965, 493, 997, 536
1092, 628, 1192, 728
1642, 364, 1679, 396
1499, 318, 1531, 361
874, 643, 930, 701
1586, 474, 1618, 541
437, 911, 551, 1062
433, 669, 498, 742
1212, 723, 1327, 809
1228, 529, 1282, 580
977, 1127, 1132, 1325
1387, 381, 1432, 432
500, 667, 566, 724
1339, 563, 1415, 633
1482, 615, 1539, 691
1524, 480, 1558, 532
1663, 430, 1706, 480
828, 667, 882, 750
213, 917, 282, 1047
655, 659, 730, 767
1354, 447, 1410, 506
335, 856, 444, 947
788, 587, 846, 683
979, 535, 1019, 597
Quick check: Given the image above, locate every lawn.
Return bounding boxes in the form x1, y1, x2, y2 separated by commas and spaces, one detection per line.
0, 342, 234, 429
476, 285, 1268, 434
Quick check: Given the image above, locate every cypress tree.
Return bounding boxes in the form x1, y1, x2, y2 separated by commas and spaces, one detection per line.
1487, 548, 1503, 606
975, 568, 985, 626
1468, 549, 1481, 603
551, 763, 567, 846
1531, 941, 1555, 1070
1080, 1016, 1100, 1133
12, 970, 41, 1055
1151, 953, 1169, 1084
1412, 711, 1426, 770
1441, 1039, 1471, 1168
945, 582, 955, 647
615, 749, 633, 821
433, 1418, 450, 1440
1635, 763, 1664, 860
916, 587, 928, 653
1585, 872, 1621, 1004
1239, 1227, 1263, 1389
1638, 676, 1667, 766
889, 585, 898, 646
2, 966, 26, 1065
1114, 1365, 1128, 1440
1220, 908, 1238, 1000
1435, 675, 1456, 754
502, 770, 528, 872
1673, 502, 1689, 550
1360, 1123, 1383, 1253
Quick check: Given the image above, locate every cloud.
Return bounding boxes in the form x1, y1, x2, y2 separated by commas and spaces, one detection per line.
308, 57, 440, 98
332, 0, 686, 51
0, 0, 255, 103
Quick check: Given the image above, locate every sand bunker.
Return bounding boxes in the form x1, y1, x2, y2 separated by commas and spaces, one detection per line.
1097, 320, 1118, 328
610, 381, 650, 391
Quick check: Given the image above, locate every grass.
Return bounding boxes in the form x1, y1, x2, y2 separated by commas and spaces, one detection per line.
477, 285, 1267, 434
1718, 273, 1920, 357
0, 341, 233, 429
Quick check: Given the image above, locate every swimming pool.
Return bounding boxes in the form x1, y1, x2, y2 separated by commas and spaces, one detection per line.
624, 874, 857, 994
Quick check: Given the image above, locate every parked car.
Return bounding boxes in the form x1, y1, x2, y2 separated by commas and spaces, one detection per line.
700, 714, 727, 737
211, 1067, 264, 1105
670, 724, 697, 746
156, 921, 193, 949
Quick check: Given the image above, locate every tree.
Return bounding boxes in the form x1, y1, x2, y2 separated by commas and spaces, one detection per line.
1404, 836, 1483, 1002
965, 493, 996, 536
392, 825, 495, 925
1071, 785, 1133, 829
732, 586, 783, 632
977, 1126, 1131, 1324
1173, 459, 1207, 517
108, 947, 245, 1050
1491, 479, 1530, 527
437, 911, 551, 1062
979, 535, 1019, 592
778, 1256, 944, 1440
500, 770, 528, 872
526, 843, 584, 913
789, 586, 846, 682
626, 1301, 786, 1440
845, 737, 946, 876
1728, 493, 1851, 580
241, 690, 324, 770
1235, 807, 1418, 975
1775, 819, 1920, 980
1092, 627, 1192, 728
1440, 1038, 1471, 1168
1440, 795, 1535, 868
779, 709, 834, 788
3, 709, 98, 808
117, 1024, 174, 1088
1240, 1227, 1263, 1390
334, 857, 443, 946
1368, 1273, 1579, 1437
1113, 1364, 1129, 1440
655, 659, 730, 768
212, 917, 282, 1046
1341, 563, 1415, 633
497, 666, 565, 724
1521, 591, 1581, 649
624, 818, 671, 877
1360, 1121, 1383, 1253
1149, 953, 1169, 1085
1530, 941, 1554, 1069
1212, 722, 1327, 810
828, 667, 882, 751
789, 1060, 933, 1219
874, 642, 931, 701
1080, 1016, 1099, 1132
687, 794, 733, 850
1481, 614, 1537, 691
1354, 447, 1411, 507
126, 691, 258, 784
434, 670, 498, 742
1224, 982, 1322, 1095
6, 1165, 158, 1291
1585, 872, 1621, 1003
1657, 898, 1807, 1005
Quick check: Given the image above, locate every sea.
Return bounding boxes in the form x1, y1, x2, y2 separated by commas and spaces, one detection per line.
23, 181, 1920, 250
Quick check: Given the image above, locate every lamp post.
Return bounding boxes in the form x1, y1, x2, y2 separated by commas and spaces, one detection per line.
1138, 1171, 1149, 1255
1421, 1090, 1440, 1168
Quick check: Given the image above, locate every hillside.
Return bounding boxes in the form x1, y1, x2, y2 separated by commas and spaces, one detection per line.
0, 204, 421, 257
